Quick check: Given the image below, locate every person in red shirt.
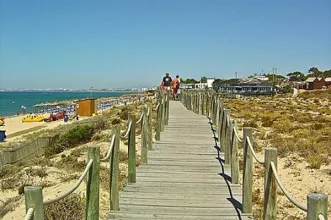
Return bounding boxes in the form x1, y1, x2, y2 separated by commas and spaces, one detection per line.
172, 75, 180, 100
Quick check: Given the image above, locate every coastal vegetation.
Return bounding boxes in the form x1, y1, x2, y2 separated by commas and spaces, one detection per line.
225, 91, 331, 168
0, 94, 157, 219
223, 90, 331, 218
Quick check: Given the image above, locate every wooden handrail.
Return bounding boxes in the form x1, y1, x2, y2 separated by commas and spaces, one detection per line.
180, 90, 329, 220
22, 95, 163, 220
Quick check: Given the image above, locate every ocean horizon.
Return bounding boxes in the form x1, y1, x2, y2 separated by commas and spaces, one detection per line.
0, 91, 136, 117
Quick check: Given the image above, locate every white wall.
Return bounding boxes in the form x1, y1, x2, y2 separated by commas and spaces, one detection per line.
207, 78, 215, 88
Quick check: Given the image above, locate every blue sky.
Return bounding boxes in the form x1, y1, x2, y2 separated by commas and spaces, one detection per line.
0, 0, 330, 89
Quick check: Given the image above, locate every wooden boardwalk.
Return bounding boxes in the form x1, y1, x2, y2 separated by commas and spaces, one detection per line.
107, 101, 253, 220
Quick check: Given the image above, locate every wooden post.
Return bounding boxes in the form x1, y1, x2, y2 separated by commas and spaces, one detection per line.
197, 92, 200, 113
212, 95, 216, 122
161, 94, 165, 131
184, 92, 187, 108
217, 99, 224, 136
204, 93, 207, 116
194, 92, 197, 112
201, 93, 205, 115
224, 110, 231, 164
190, 93, 193, 111
230, 120, 239, 184
86, 146, 100, 219
210, 94, 213, 119
210, 92, 213, 118
185, 92, 188, 108
220, 109, 229, 152
165, 91, 169, 125
167, 91, 170, 124
215, 96, 220, 131
307, 193, 328, 220
206, 92, 210, 118
263, 147, 278, 219
186, 92, 188, 109
193, 92, 195, 111
242, 127, 253, 213
155, 100, 161, 141
141, 107, 148, 164
189, 92, 192, 110
197, 92, 201, 115
147, 102, 153, 150
214, 95, 218, 123
224, 113, 232, 165
193, 93, 196, 112
24, 186, 44, 220
205, 93, 209, 116
128, 116, 136, 183
110, 126, 120, 210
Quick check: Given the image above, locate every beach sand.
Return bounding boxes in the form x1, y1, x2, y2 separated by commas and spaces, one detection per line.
0, 95, 143, 143
1, 115, 78, 143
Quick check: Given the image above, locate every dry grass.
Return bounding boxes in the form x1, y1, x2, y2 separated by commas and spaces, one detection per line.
0, 97, 157, 219
252, 188, 263, 218
0, 196, 21, 218
225, 92, 331, 169
44, 194, 86, 220
224, 91, 331, 219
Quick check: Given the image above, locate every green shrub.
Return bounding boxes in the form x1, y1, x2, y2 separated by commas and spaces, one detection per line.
118, 106, 132, 120
243, 120, 258, 128
292, 128, 311, 138
307, 155, 324, 169
44, 143, 64, 158
25, 167, 48, 179
261, 117, 274, 127
280, 85, 293, 94
44, 125, 93, 157
93, 117, 106, 130
261, 112, 281, 127
60, 125, 94, 147
0, 165, 20, 178
270, 136, 297, 156
112, 118, 121, 125
44, 194, 85, 220
293, 114, 312, 123
272, 119, 294, 133
312, 123, 325, 130
320, 127, 331, 136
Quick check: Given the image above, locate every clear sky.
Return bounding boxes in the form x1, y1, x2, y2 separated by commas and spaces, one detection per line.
0, 0, 330, 89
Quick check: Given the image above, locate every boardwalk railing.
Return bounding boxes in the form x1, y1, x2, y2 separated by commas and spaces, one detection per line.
23, 94, 170, 220
180, 90, 328, 220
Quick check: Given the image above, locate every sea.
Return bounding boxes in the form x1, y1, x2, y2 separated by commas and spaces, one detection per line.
0, 91, 134, 117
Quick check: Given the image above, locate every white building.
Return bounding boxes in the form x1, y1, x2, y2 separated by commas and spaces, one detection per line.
254, 76, 269, 81
207, 78, 215, 88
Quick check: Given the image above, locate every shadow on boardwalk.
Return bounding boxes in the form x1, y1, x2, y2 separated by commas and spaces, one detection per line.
208, 117, 244, 219
107, 101, 253, 220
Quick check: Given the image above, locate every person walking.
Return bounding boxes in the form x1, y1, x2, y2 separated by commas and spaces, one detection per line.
162, 72, 172, 93
172, 75, 180, 100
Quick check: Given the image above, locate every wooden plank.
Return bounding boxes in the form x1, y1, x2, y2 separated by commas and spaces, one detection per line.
136, 169, 226, 174
119, 192, 243, 199
136, 172, 223, 178
112, 206, 245, 215
106, 100, 252, 219
119, 199, 240, 208
108, 212, 253, 220
122, 187, 241, 194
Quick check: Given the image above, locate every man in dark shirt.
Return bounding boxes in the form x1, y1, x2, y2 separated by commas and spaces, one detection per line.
162, 72, 172, 92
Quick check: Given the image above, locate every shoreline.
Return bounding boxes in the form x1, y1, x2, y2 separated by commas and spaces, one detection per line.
0, 93, 150, 144
0, 92, 142, 118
